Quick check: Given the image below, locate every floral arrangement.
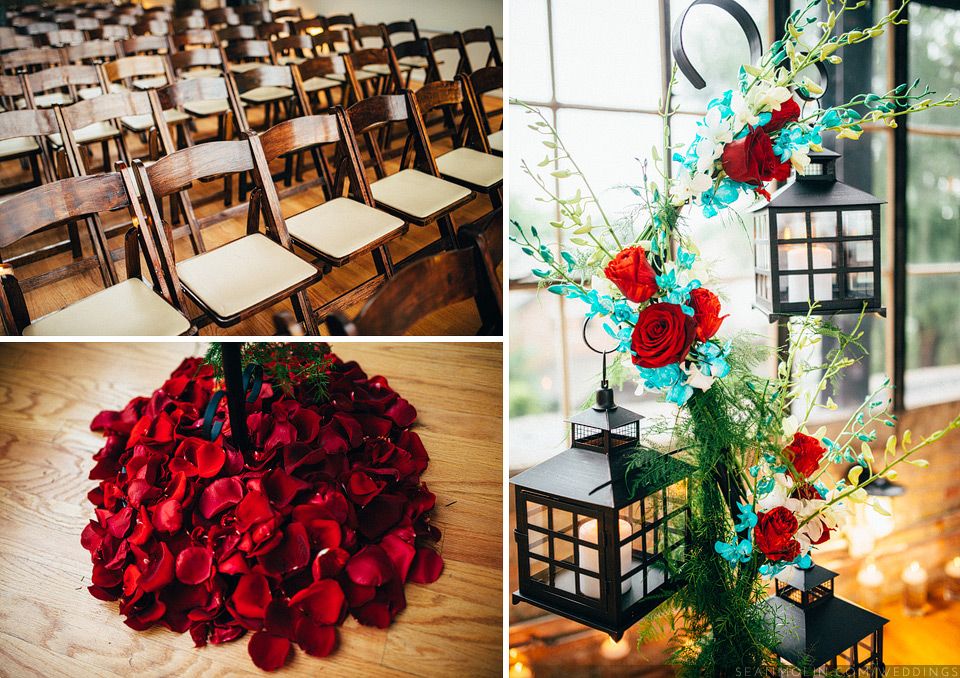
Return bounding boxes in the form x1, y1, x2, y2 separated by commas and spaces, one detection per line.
512, 0, 960, 671
80, 346, 443, 671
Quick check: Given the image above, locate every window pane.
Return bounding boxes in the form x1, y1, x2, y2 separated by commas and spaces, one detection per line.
905, 273, 960, 408
509, 106, 557, 281
906, 134, 960, 264
670, 0, 768, 113
510, 0, 553, 102
552, 0, 661, 109
908, 3, 960, 129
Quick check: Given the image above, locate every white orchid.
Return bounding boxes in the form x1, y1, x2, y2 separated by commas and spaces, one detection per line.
694, 107, 734, 173
683, 363, 716, 392
670, 169, 713, 205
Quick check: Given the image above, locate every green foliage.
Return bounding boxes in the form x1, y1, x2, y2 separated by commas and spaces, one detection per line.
203, 342, 333, 403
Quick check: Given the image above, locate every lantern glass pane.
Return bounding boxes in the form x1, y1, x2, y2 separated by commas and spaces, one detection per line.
781, 274, 806, 303
529, 557, 550, 585
810, 210, 838, 238
576, 515, 598, 545
813, 273, 837, 301
845, 240, 874, 268
842, 210, 874, 237
527, 501, 547, 529
848, 272, 874, 298
777, 211, 806, 240
552, 509, 573, 534
530, 530, 549, 557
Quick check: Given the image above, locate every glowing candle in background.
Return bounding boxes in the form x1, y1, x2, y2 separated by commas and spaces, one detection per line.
945, 556, 960, 602
599, 635, 632, 660
510, 661, 533, 678
578, 518, 633, 598
856, 558, 885, 610
901, 561, 928, 616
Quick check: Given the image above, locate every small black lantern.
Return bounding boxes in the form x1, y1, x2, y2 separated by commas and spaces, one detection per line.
752, 148, 885, 320
511, 375, 693, 640
764, 563, 887, 676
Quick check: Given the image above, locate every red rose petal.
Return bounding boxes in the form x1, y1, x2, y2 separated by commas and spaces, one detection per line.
381, 531, 416, 584
408, 548, 444, 584
345, 545, 395, 587
351, 601, 392, 629
248, 631, 290, 672
311, 548, 350, 580
235, 491, 274, 532
176, 546, 213, 585
153, 498, 183, 533
199, 477, 244, 519
295, 618, 337, 657
139, 542, 175, 592
232, 573, 272, 619
195, 441, 225, 478
297, 579, 344, 625
260, 522, 310, 575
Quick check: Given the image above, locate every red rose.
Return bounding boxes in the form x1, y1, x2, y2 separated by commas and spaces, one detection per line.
630, 303, 697, 369
784, 432, 826, 478
721, 127, 792, 185
688, 287, 728, 342
603, 246, 659, 303
762, 98, 801, 133
754, 506, 800, 562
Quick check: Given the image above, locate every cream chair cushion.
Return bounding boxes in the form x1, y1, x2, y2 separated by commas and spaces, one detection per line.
230, 62, 261, 74
328, 70, 376, 82
286, 198, 404, 260
485, 88, 503, 99
436, 148, 502, 188
302, 76, 340, 93
23, 278, 191, 336
0, 136, 40, 159
77, 83, 125, 100
183, 99, 230, 116
132, 75, 169, 91
363, 62, 410, 75
398, 55, 442, 69
120, 108, 191, 132
277, 55, 306, 66
181, 67, 222, 79
487, 130, 503, 153
22, 92, 72, 108
240, 86, 293, 103
49, 121, 120, 147
175, 233, 317, 319
371, 169, 471, 221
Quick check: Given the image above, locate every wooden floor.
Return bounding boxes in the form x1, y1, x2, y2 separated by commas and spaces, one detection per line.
0, 92, 502, 336
0, 342, 503, 677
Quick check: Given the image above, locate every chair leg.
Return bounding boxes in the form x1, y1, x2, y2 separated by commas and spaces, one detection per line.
291, 290, 319, 335
28, 153, 40, 186
101, 139, 111, 173
67, 221, 82, 259
372, 245, 395, 278
438, 215, 458, 250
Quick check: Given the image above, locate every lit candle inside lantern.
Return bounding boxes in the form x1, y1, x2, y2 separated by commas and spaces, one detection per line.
856, 559, 885, 610
510, 661, 533, 678
945, 556, 960, 602
599, 635, 632, 660
786, 243, 833, 303
578, 518, 633, 598
901, 561, 928, 616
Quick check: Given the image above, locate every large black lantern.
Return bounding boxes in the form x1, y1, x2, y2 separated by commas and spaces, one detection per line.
752, 148, 885, 320
764, 563, 887, 676
510, 380, 693, 640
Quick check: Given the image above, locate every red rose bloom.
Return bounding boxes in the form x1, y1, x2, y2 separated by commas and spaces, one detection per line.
721, 127, 792, 185
688, 287, 728, 342
785, 432, 826, 478
754, 506, 801, 562
762, 98, 801, 133
630, 303, 698, 369
603, 246, 659, 304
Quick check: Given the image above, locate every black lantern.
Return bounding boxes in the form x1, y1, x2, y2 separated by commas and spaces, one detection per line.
752, 148, 885, 320
764, 563, 887, 676
510, 378, 693, 640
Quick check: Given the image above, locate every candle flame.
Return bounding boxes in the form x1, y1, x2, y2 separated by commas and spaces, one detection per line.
783, 227, 792, 239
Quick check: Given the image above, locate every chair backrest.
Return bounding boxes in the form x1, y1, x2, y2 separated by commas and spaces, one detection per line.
0, 108, 58, 182
461, 66, 502, 142
172, 15, 206, 32
170, 47, 225, 77
65, 17, 102, 33
460, 26, 502, 68
205, 7, 239, 29
132, 18, 170, 37
293, 17, 325, 37
22, 21, 58, 37
315, 28, 351, 55
293, 54, 346, 105
430, 32, 472, 75
93, 24, 131, 42
273, 9, 302, 24
62, 39, 119, 65
257, 22, 286, 41
0, 73, 26, 101
120, 34, 171, 56
326, 247, 485, 335
230, 64, 295, 132
393, 38, 440, 82
103, 54, 171, 86
56, 90, 153, 175
346, 92, 436, 180
351, 24, 384, 50
26, 64, 102, 99
236, 5, 271, 25
414, 79, 464, 116
154, 75, 238, 117
344, 48, 402, 98
44, 29, 85, 47
272, 34, 314, 61
172, 29, 219, 50
455, 74, 496, 153
225, 38, 274, 66
2, 47, 62, 74
325, 13, 357, 29
384, 19, 421, 43
0, 34, 36, 54
219, 24, 258, 43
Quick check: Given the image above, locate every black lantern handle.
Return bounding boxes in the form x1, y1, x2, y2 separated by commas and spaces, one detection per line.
582, 316, 618, 389
672, 0, 763, 91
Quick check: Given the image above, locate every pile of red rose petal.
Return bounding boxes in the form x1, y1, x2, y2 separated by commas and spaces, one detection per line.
80, 351, 443, 671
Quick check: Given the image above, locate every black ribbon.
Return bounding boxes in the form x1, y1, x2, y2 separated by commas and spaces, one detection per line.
672, 0, 829, 100
200, 364, 264, 442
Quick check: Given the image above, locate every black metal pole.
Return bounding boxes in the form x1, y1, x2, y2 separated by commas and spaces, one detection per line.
222, 343, 250, 452
891, 7, 909, 413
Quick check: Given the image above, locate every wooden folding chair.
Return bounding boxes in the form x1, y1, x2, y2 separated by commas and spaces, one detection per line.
224, 37, 274, 74
351, 24, 385, 50
325, 246, 500, 336
24, 65, 105, 110
257, 21, 287, 42
345, 93, 475, 260
272, 8, 303, 27
204, 7, 240, 30
461, 66, 502, 156
132, 18, 170, 38
0, 167, 192, 336
21, 22, 58, 39
172, 28, 219, 51
92, 24, 131, 42
255, 111, 407, 319
272, 34, 315, 66
131, 136, 321, 333
294, 54, 348, 112
61, 40, 120, 68
236, 5, 271, 26
170, 46, 226, 81
0, 34, 35, 55
62, 17, 102, 36
1, 46, 63, 76
325, 13, 357, 30
230, 63, 297, 133
461, 26, 503, 69
293, 16, 325, 38
413, 80, 502, 209
0, 107, 58, 198
119, 35, 171, 57
172, 15, 206, 32
458, 207, 503, 330
44, 29, 86, 48
340, 48, 403, 104
101, 55, 191, 142
0, 71, 26, 115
